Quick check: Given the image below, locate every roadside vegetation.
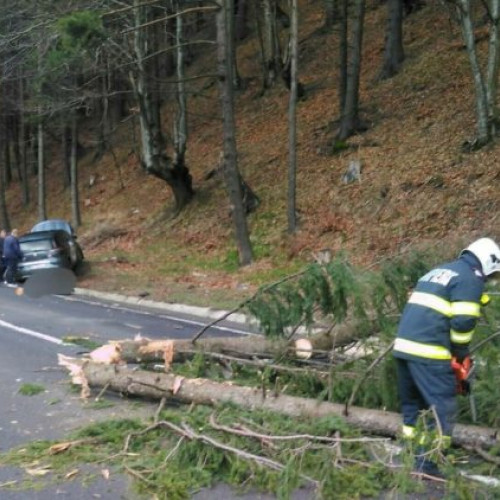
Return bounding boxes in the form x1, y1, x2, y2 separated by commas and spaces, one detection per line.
17, 384, 45, 397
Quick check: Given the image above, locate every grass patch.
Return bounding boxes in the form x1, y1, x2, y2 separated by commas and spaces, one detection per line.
62, 336, 102, 350
84, 399, 115, 410
18, 383, 45, 396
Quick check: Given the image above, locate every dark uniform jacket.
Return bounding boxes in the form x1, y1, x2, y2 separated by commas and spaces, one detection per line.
393, 252, 485, 363
3, 234, 23, 260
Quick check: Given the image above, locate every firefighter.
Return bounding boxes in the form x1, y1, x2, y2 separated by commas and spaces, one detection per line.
393, 237, 500, 476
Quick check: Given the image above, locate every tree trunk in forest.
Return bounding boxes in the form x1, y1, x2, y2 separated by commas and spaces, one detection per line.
0, 156, 10, 231
338, 0, 366, 141
70, 112, 81, 228
174, 0, 188, 168
37, 116, 46, 221
486, 0, 500, 134
213, 152, 260, 214
130, 0, 194, 213
216, 0, 253, 265
62, 123, 71, 188
4, 117, 12, 185
18, 74, 29, 206
11, 115, 22, 182
287, 0, 298, 234
60, 358, 500, 449
0, 113, 11, 231
93, 74, 110, 162
338, 0, 348, 114
455, 0, 498, 146
235, 0, 248, 40
260, 0, 281, 89
378, 0, 404, 80
324, 0, 339, 29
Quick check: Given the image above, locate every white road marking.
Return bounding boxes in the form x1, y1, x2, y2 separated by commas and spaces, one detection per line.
0, 319, 64, 345
63, 296, 253, 336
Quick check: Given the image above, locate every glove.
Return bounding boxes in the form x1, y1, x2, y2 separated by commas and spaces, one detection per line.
451, 356, 473, 395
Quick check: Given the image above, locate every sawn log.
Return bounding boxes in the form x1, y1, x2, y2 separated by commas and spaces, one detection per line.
100, 323, 370, 364
61, 357, 499, 450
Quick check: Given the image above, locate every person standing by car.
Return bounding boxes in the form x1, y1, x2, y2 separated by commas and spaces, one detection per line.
3, 229, 24, 286
0, 229, 6, 279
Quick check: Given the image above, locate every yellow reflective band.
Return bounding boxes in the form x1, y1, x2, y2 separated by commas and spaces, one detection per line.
394, 338, 452, 360
481, 294, 491, 306
408, 292, 452, 317
451, 301, 481, 317
402, 425, 415, 438
450, 329, 474, 344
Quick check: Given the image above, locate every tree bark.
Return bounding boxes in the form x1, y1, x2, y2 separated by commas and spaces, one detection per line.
37, 115, 46, 221
62, 122, 71, 188
216, 0, 253, 265
486, 0, 500, 134
261, 0, 281, 89
338, 0, 348, 114
61, 359, 500, 449
174, 0, 188, 168
324, 0, 339, 29
18, 74, 29, 206
338, 0, 366, 141
287, 0, 298, 234
455, 0, 490, 145
0, 110, 11, 230
378, 0, 404, 80
70, 112, 81, 228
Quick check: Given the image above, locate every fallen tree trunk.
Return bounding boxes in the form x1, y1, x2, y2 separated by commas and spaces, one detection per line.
60, 357, 499, 449
112, 336, 289, 363
102, 323, 372, 365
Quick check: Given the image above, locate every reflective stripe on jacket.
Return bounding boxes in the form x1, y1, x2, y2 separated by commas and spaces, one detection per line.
393, 253, 485, 362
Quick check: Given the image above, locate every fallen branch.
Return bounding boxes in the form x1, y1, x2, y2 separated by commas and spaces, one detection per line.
208, 414, 389, 445
123, 418, 318, 485
59, 358, 500, 450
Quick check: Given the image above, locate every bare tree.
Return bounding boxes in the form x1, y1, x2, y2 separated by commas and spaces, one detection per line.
70, 111, 81, 228
378, 0, 405, 80
216, 0, 253, 265
173, 0, 188, 169
259, 0, 282, 89
338, 0, 366, 141
128, 0, 194, 214
452, 0, 500, 147
0, 102, 11, 230
287, 0, 298, 234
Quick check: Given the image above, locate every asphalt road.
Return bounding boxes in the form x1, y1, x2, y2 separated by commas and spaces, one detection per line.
0, 284, 273, 499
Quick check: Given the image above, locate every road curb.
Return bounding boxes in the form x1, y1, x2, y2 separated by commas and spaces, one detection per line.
73, 287, 250, 326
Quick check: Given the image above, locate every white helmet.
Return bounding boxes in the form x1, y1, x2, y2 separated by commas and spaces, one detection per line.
461, 238, 500, 276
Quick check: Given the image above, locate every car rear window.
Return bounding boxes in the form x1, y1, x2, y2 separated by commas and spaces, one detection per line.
20, 239, 54, 252
32, 221, 72, 234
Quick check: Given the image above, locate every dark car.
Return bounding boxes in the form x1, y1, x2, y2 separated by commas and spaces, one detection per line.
31, 219, 84, 268
17, 230, 78, 281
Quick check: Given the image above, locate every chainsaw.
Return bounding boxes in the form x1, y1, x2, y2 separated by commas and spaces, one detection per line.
451, 355, 477, 422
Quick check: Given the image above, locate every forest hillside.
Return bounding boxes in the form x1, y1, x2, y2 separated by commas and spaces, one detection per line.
7, 1, 500, 308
